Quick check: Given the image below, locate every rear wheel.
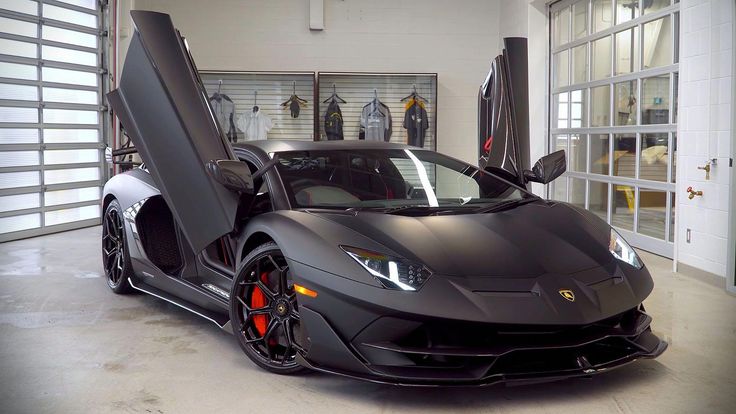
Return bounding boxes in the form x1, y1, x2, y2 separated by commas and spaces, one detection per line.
230, 242, 304, 374
102, 199, 133, 294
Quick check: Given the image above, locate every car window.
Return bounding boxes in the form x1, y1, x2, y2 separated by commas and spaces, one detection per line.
275, 149, 531, 212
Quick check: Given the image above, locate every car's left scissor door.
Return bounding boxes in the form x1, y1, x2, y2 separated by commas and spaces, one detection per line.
108, 11, 242, 254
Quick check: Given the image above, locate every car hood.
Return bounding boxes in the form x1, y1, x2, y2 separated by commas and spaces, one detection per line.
310, 200, 614, 278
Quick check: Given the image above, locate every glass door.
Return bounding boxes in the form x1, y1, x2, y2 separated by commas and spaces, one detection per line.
548, 0, 679, 257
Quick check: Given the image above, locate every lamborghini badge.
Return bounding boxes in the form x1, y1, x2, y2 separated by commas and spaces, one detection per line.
559, 289, 575, 302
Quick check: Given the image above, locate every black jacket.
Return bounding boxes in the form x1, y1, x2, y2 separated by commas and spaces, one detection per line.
324, 100, 344, 140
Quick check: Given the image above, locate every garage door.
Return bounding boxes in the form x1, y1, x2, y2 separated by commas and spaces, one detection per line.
0, 0, 106, 242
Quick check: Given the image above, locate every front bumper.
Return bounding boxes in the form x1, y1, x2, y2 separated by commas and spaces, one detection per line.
289, 261, 667, 386
296, 304, 666, 386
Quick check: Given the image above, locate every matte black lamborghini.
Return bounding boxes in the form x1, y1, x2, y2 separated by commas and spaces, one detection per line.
102, 11, 666, 386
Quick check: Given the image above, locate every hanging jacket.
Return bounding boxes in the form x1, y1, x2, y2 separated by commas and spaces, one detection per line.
324, 100, 344, 140
403, 99, 429, 148
359, 100, 392, 142
209, 94, 238, 142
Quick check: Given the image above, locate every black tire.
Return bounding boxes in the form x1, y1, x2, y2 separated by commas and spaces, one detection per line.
102, 199, 134, 294
230, 242, 305, 374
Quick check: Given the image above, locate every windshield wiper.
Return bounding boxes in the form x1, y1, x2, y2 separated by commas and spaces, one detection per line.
346, 205, 447, 216
382, 205, 433, 214
474, 197, 539, 214
384, 205, 481, 216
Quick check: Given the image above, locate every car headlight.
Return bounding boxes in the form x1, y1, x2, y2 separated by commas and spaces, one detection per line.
609, 228, 643, 269
341, 246, 432, 291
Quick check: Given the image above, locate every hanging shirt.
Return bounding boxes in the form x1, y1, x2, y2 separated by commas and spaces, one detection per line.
324, 100, 344, 140
209, 95, 237, 142
359, 101, 392, 142
403, 99, 429, 148
236, 110, 273, 141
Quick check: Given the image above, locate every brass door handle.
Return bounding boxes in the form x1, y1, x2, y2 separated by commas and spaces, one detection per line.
697, 163, 711, 180
686, 186, 703, 200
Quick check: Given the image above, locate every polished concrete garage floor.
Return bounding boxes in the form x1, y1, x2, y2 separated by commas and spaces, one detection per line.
1, 226, 735, 413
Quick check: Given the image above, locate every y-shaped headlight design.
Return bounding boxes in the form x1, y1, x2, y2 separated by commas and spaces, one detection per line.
341, 246, 432, 291
609, 228, 643, 269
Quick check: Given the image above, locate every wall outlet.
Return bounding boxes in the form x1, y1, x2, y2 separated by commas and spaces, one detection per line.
686, 228, 691, 243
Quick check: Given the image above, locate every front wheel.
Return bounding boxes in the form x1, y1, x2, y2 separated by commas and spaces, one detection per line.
230, 242, 305, 374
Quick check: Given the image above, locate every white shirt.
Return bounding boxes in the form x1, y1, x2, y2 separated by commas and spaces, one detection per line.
236, 110, 273, 141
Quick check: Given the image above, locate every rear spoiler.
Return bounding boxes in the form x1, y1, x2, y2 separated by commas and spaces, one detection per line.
109, 130, 140, 167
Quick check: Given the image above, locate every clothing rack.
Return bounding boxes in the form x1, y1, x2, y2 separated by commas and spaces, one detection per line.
317, 72, 437, 149
200, 71, 316, 141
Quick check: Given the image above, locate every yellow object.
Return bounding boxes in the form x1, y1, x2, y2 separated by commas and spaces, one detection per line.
624, 187, 635, 211
294, 284, 318, 298
686, 187, 703, 200
697, 163, 711, 180
558, 289, 575, 302
615, 185, 635, 211
404, 97, 426, 111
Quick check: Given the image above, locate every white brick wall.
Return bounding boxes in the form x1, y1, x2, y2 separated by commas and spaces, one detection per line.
677, 0, 734, 277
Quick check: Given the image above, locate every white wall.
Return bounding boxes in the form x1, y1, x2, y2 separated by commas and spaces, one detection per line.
677, 0, 734, 277
120, 0, 503, 164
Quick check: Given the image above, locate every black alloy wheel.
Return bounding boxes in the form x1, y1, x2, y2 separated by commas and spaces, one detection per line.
102, 199, 133, 294
231, 242, 304, 374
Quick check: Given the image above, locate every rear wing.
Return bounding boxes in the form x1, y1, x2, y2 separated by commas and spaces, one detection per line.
109, 128, 140, 169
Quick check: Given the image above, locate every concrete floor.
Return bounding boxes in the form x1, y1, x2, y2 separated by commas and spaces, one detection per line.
1, 226, 735, 414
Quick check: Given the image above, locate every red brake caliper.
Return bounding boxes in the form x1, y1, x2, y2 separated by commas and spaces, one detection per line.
251, 272, 270, 336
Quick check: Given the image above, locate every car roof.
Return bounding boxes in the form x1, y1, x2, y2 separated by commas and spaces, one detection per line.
232, 140, 421, 154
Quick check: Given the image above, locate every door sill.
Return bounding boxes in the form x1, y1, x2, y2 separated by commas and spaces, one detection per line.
128, 277, 231, 331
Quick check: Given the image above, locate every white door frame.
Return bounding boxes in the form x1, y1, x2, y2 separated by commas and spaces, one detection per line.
727, 5, 736, 295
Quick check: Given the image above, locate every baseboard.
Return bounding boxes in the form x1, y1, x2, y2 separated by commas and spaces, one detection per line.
676, 262, 728, 290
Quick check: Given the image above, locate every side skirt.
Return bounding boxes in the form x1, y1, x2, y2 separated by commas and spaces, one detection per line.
128, 277, 232, 332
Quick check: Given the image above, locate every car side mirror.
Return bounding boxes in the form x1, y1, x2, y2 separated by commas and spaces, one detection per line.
523, 150, 566, 184
206, 159, 255, 194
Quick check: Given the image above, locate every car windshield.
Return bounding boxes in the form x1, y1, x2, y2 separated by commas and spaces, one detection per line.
275, 149, 535, 213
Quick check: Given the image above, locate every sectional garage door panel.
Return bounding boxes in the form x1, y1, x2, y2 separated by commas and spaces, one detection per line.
0, 0, 105, 242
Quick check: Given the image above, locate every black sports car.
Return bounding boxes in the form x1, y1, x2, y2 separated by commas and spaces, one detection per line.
102, 11, 666, 386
